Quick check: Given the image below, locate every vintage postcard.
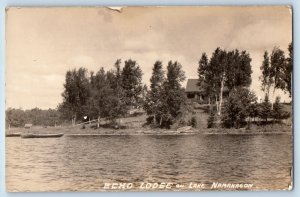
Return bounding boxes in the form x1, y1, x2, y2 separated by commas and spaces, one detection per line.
5, 6, 292, 192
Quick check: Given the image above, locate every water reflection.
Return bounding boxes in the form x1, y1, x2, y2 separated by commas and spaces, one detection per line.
6, 134, 292, 191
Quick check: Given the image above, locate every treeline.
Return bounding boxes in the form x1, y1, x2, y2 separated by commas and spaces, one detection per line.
6, 108, 62, 128
219, 89, 290, 129
58, 59, 144, 126
6, 44, 292, 130
58, 59, 187, 129
202, 43, 292, 129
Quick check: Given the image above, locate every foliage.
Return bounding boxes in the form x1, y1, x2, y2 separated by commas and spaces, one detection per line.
143, 61, 165, 122
284, 43, 293, 97
59, 67, 90, 124
197, 53, 208, 88
272, 96, 290, 121
89, 65, 127, 122
222, 87, 256, 128
121, 59, 143, 106
248, 101, 260, 121
6, 108, 62, 128
198, 48, 252, 115
59, 59, 141, 125
190, 116, 197, 128
270, 47, 286, 94
159, 61, 187, 128
225, 50, 252, 91
144, 60, 187, 128
259, 43, 293, 99
259, 51, 273, 97
258, 94, 272, 122
207, 108, 216, 128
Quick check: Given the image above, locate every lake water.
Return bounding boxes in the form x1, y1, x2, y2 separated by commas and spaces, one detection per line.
6, 134, 292, 191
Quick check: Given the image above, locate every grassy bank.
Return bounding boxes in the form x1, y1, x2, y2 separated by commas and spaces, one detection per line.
6, 104, 292, 136
6, 123, 291, 136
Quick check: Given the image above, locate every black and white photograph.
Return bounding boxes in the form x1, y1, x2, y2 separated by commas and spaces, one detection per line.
5, 6, 293, 191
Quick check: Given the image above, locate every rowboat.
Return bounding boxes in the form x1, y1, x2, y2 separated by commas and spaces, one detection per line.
21, 133, 64, 138
6, 133, 21, 137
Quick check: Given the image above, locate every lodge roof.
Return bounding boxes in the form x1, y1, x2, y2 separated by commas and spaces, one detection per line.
185, 79, 204, 92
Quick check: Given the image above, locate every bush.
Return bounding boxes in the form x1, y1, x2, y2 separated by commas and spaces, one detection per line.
207, 109, 215, 128
222, 88, 256, 128
190, 116, 197, 128
146, 116, 154, 124
272, 96, 291, 121
258, 94, 272, 123
179, 119, 187, 127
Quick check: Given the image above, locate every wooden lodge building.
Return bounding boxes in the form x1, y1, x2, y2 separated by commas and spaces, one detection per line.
185, 78, 230, 104
185, 79, 207, 103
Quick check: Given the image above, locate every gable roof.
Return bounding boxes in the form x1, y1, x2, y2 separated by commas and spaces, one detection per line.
185, 79, 204, 92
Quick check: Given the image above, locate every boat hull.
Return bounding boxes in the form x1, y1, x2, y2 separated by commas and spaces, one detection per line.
21, 133, 64, 138
6, 133, 21, 137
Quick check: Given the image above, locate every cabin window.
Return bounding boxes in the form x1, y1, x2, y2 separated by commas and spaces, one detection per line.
187, 93, 195, 99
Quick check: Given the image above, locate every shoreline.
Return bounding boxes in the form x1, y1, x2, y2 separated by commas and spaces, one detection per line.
63, 132, 291, 136
6, 123, 292, 137
6, 127, 292, 137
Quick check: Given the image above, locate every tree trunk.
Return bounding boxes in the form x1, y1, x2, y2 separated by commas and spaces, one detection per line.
218, 73, 225, 116
247, 117, 250, 129
160, 116, 163, 126
215, 97, 219, 114
97, 116, 100, 128
271, 88, 276, 110
267, 84, 270, 99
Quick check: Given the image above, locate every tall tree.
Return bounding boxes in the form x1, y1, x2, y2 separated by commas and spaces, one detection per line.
226, 50, 252, 91
198, 53, 208, 86
197, 53, 214, 104
90, 67, 112, 124
107, 60, 128, 124
144, 61, 165, 123
159, 61, 187, 128
90, 61, 127, 127
270, 47, 286, 96
284, 42, 293, 97
207, 48, 228, 115
121, 59, 143, 106
260, 51, 273, 97
202, 48, 252, 116
60, 68, 90, 125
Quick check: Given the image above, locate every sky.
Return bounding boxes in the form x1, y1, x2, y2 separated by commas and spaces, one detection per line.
6, 6, 292, 110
